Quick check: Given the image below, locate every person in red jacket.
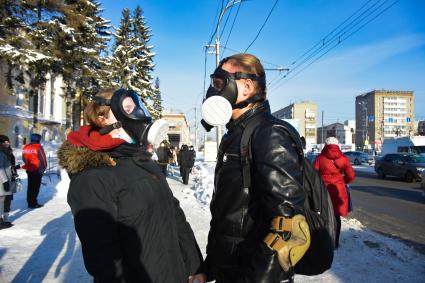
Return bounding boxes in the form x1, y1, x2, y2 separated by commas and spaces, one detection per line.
22, 133, 47, 208
313, 137, 355, 248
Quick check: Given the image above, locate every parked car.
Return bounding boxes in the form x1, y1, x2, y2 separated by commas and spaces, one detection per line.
344, 151, 374, 165
374, 153, 425, 182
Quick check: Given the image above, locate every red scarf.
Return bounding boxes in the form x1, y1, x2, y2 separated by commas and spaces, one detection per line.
67, 125, 126, 151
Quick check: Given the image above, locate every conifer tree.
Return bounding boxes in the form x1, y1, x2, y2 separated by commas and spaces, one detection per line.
55, 0, 111, 129
110, 8, 139, 89
131, 5, 155, 100
150, 77, 163, 120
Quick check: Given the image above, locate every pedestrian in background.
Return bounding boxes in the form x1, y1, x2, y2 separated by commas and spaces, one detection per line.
0, 135, 20, 228
313, 137, 355, 248
170, 146, 177, 166
156, 141, 172, 176
22, 133, 47, 209
178, 144, 194, 185
147, 143, 158, 161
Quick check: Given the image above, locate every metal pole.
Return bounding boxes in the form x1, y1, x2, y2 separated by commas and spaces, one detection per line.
213, 0, 242, 152
321, 110, 324, 145
194, 106, 198, 150
215, 37, 222, 150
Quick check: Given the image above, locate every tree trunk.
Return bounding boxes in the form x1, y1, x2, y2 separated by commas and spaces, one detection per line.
33, 89, 39, 128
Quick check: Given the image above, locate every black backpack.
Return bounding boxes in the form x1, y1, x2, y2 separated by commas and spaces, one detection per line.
240, 116, 337, 276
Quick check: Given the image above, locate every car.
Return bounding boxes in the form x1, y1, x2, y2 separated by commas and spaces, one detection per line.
374, 153, 425, 182
344, 151, 374, 165
421, 171, 425, 196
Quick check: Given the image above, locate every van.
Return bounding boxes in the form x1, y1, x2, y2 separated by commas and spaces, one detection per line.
381, 136, 425, 156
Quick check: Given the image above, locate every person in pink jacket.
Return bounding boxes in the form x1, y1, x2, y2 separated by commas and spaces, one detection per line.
313, 137, 355, 248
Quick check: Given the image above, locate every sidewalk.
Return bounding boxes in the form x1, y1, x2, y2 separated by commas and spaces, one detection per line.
0, 168, 424, 282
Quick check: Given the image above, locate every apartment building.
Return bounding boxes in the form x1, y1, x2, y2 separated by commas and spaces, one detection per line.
355, 90, 414, 150
272, 101, 317, 145
317, 120, 355, 148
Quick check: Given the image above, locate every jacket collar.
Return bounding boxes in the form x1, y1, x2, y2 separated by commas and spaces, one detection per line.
226, 100, 270, 132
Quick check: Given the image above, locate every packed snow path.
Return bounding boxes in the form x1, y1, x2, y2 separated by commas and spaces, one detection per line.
0, 166, 424, 283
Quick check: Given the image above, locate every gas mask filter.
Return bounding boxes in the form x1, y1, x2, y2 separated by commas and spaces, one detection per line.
147, 118, 169, 148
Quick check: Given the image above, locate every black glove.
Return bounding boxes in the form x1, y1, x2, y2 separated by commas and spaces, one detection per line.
3, 181, 10, 192
15, 163, 21, 169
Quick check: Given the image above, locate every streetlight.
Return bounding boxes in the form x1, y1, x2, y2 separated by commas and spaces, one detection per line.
207, 0, 244, 151
358, 101, 368, 150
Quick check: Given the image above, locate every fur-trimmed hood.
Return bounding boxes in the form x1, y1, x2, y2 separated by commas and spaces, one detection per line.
57, 140, 116, 175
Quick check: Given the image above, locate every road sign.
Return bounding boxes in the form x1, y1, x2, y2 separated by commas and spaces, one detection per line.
368, 115, 374, 122
406, 117, 411, 122
388, 117, 394, 122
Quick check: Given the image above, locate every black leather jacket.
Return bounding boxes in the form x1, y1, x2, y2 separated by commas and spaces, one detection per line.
203, 100, 306, 282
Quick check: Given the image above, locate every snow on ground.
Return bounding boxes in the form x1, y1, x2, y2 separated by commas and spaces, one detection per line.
0, 162, 424, 283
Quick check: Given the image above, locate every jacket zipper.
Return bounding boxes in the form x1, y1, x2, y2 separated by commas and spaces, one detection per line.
223, 153, 239, 162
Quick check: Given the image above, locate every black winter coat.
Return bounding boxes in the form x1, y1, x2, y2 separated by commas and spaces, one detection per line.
178, 149, 195, 168
202, 101, 306, 282
59, 142, 202, 283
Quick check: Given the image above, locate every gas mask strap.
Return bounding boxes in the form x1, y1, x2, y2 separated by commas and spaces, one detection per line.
91, 96, 111, 106
233, 94, 265, 109
99, 121, 122, 135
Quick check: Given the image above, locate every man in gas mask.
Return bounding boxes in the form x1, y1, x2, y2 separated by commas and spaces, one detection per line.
58, 89, 202, 282
190, 54, 310, 283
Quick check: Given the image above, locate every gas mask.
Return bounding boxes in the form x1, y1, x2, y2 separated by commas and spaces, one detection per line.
201, 67, 265, 131
95, 89, 168, 147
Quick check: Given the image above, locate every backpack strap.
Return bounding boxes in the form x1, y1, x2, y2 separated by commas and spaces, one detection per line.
331, 159, 345, 177
240, 115, 266, 189
240, 115, 306, 189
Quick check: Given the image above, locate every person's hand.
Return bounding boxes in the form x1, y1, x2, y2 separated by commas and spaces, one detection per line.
188, 273, 206, 283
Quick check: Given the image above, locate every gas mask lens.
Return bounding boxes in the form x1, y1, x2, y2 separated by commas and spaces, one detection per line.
122, 97, 136, 114
121, 91, 151, 120
211, 76, 226, 91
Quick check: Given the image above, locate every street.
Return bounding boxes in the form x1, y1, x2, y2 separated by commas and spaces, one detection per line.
349, 165, 425, 254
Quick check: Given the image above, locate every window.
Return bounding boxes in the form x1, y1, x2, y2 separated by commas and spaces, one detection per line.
50, 78, 55, 116
14, 126, 20, 147
39, 90, 44, 114
15, 85, 24, 107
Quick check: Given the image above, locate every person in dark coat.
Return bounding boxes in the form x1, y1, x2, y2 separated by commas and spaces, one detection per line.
178, 144, 195, 185
190, 54, 309, 283
58, 89, 202, 283
156, 141, 172, 176
0, 135, 19, 227
313, 137, 355, 248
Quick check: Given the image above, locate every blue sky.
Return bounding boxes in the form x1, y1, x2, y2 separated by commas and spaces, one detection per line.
101, 0, 425, 127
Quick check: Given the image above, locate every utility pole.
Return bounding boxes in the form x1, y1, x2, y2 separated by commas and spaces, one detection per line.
205, 0, 243, 151
194, 106, 198, 150
321, 110, 324, 145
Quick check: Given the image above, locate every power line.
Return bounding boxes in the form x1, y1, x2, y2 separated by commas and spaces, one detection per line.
273, 0, 400, 90
223, 46, 283, 68
290, 0, 375, 66
286, 0, 387, 77
220, 1, 234, 41
222, 2, 242, 57
244, 0, 279, 53
207, 0, 225, 45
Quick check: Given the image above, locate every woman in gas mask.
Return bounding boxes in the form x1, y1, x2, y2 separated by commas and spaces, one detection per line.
58, 89, 202, 282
